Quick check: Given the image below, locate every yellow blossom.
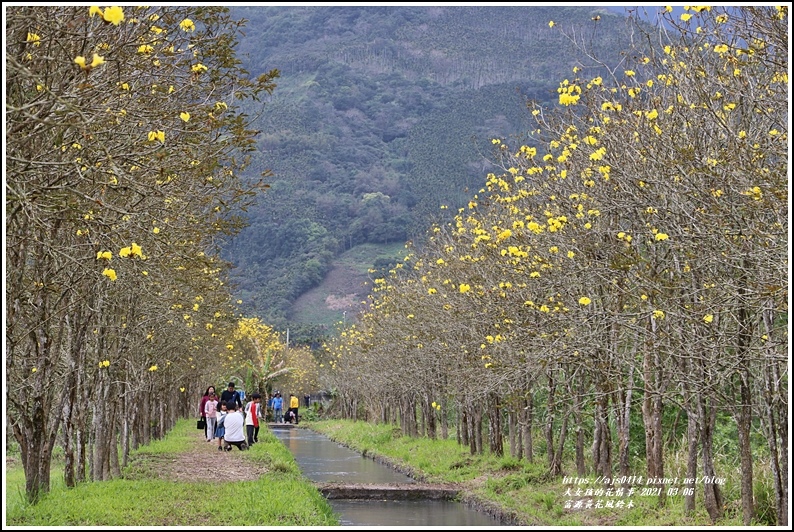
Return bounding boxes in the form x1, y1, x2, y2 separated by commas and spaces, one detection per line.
102, 268, 117, 281
89, 6, 102, 18
459, 284, 471, 294
119, 246, 131, 258
578, 297, 592, 306
96, 250, 112, 260
74, 56, 87, 69
681, 13, 692, 21
653, 310, 665, 319
148, 365, 158, 372
102, 6, 125, 26
191, 63, 208, 73
90, 53, 105, 68
179, 18, 196, 32
703, 314, 714, 323
548, 20, 555, 27
26, 32, 41, 46
559, 92, 580, 106
180, 111, 190, 122
655, 232, 669, 241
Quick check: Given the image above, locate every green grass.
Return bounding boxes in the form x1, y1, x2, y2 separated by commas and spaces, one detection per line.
6, 420, 338, 526
305, 419, 755, 526
333, 242, 407, 273
289, 242, 407, 326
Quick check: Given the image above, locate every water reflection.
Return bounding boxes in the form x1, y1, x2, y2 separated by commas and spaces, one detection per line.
271, 425, 415, 484
271, 426, 504, 527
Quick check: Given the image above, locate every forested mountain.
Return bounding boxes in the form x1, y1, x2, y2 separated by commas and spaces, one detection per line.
222, 6, 639, 338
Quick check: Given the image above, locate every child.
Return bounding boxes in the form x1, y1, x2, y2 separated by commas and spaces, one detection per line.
204, 392, 219, 442
245, 393, 262, 446
214, 401, 228, 451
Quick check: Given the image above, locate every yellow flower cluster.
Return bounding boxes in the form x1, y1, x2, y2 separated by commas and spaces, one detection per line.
179, 18, 196, 32
74, 54, 105, 70
90, 6, 124, 26
119, 242, 144, 258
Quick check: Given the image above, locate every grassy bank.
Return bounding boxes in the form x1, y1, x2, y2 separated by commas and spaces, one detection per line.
5, 419, 338, 526
305, 419, 752, 526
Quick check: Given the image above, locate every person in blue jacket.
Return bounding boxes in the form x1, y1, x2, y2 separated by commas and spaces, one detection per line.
271, 391, 284, 423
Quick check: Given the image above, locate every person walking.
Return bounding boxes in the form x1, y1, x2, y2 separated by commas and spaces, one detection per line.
204, 392, 219, 442
199, 386, 215, 431
219, 382, 242, 410
245, 393, 262, 446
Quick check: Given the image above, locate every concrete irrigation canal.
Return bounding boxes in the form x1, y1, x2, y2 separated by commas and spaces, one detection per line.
270, 424, 505, 527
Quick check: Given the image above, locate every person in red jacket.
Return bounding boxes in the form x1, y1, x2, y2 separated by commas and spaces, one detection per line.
199, 386, 215, 430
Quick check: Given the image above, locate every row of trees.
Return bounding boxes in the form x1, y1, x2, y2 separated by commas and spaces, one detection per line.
6, 6, 279, 502
322, 7, 788, 525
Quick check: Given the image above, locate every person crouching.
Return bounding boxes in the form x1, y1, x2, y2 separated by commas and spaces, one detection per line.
222, 401, 247, 451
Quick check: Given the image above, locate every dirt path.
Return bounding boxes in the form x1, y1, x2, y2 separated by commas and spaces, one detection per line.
124, 429, 269, 483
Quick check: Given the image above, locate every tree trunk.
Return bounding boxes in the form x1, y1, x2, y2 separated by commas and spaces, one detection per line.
473, 405, 483, 454
546, 373, 556, 470
440, 398, 448, 440
642, 317, 666, 506
614, 364, 634, 486
736, 293, 755, 524
488, 393, 503, 456
508, 407, 518, 458
762, 308, 787, 525
684, 403, 699, 515
459, 408, 467, 447
592, 388, 612, 478
550, 413, 568, 477
521, 394, 533, 463
699, 393, 723, 523
574, 380, 586, 476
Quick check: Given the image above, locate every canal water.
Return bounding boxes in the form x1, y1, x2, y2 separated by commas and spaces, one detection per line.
270, 425, 504, 527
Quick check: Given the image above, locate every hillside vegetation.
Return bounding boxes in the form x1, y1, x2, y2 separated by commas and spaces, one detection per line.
222, 6, 640, 338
